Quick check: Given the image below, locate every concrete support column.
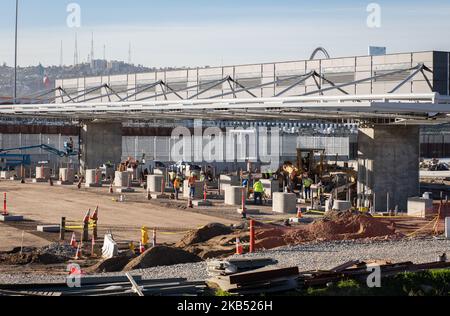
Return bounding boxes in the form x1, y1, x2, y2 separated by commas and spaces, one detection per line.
357, 125, 420, 212
80, 121, 122, 173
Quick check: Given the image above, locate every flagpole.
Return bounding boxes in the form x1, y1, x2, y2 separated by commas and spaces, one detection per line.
13, 0, 19, 104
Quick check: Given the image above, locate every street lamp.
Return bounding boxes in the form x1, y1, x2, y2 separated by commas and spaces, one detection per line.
13, 0, 19, 104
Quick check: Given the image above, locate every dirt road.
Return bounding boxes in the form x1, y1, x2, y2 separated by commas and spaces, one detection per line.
0, 180, 238, 250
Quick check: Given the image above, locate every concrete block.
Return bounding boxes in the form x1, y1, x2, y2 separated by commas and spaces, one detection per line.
445, 217, 449, 239
219, 175, 240, 193
85, 169, 102, 187
59, 168, 74, 183
183, 180, 204, 199
332, 200, 352, 212
225, 186, 243, 206
37, 225, 60, 233
116, 188, 135, 193
0, 215, 24, 222
272, 192, 297, 214
260, 179, 280, 199
147, 175, 164, 193
114, 171, 131, 188
407, 197, 434, 218
0, 171, 15, 179
36, 166, 51, 180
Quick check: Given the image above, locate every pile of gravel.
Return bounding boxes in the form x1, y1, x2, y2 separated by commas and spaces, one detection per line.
39, 243, 76, 258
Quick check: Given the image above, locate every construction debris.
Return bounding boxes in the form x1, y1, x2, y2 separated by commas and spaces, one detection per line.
207, 266, 300, 295
207, 258, 278, 276
0, 275, 207, 296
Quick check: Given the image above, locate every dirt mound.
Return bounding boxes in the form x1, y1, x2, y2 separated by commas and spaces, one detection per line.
309, 211, 396, 240
86, 253, 135, 273
183, 231, 249, 259
0, 252, 68, 265
176, 223, 233, 248
254, 211, 398, 249
123, 246, 202, 271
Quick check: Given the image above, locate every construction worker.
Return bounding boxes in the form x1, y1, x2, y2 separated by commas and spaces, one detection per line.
303, 176, 313, 200
188, 173, 197, 199
253, 179, 264, 205
173, 176, 182, 200
169, 169, 177, 188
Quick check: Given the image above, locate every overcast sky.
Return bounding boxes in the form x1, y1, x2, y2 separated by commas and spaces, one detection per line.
0, 0, 449, 67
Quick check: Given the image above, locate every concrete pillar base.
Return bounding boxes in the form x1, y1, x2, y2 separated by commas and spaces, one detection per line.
272, 192, 297, 214
147, 175, 163, 193
224, 186, 243, 206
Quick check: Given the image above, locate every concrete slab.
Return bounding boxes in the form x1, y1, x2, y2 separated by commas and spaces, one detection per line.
32, 178, 49, 183
0, 214, 24, 222
56, 181, 74, 186
85, 183, 103, 188
193, 200, 213, 207
37, 225, 60, 233
116, 188, 135, 193
237, 208, 260, 215
150, 193, 170, 200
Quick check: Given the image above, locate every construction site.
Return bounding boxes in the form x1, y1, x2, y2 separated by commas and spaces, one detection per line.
0, 49, 450, 297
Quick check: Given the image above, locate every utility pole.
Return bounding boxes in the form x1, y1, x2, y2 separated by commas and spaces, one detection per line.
13, 0, 19, 104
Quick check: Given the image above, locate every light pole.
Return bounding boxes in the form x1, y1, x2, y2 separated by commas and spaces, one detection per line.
13, 0, 19, 104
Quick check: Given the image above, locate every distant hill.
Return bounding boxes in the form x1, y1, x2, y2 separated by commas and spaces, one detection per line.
0, 62, 188, 98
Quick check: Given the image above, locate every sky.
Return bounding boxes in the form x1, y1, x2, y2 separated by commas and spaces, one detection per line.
0, 0, 449, 67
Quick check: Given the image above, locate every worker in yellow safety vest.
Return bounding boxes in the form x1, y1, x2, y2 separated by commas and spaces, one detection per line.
303, 176, 313, 200
253, 179, 264, 205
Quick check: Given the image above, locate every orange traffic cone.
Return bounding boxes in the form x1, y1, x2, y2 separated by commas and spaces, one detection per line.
2, 192, 9, 216
139, 241, 146, 254
91, 237, 96, 257
70, 232, 78, 248
74, 245, 82, 260
91, 206, 99, 222
235, 238, 243, 255
83, 209, 91, 224
297, 207, 303, 219
109, 183, 114, 194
